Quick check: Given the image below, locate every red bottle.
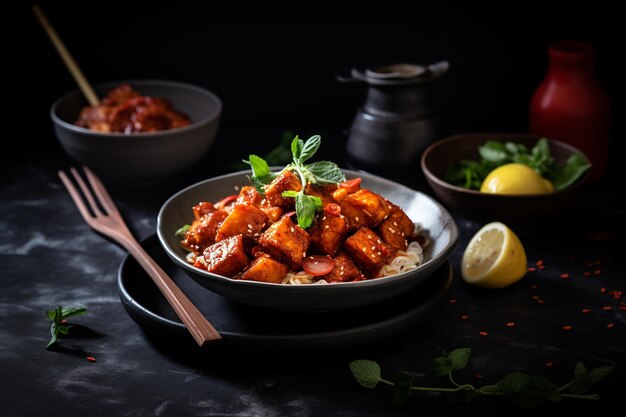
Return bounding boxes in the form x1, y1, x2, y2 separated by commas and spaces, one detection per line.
530, 41, 610, 182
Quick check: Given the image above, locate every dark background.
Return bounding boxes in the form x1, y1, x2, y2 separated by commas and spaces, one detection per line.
20, 2, 622, 175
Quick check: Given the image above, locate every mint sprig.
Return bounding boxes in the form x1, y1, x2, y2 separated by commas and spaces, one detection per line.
350, 348, 613, 409
244, 135, 345, 229
46, 306, 87, 349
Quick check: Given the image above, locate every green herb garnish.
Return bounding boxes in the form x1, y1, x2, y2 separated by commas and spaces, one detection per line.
244, 135, 345, 229
231, 130, 294, 170
445, 138, 591, 191
350, 348, 613, 409
46, 306, 87, 349
175, 224, 191, 238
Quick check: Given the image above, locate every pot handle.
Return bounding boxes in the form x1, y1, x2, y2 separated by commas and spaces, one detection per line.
336, 68, 367, 83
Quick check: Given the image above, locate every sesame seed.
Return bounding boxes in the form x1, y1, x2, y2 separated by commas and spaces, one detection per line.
362, 247, 367, 252
391, 229, 395, 234
325, 225, 330, 229
355, 216, 360, 221
314, 261, 319, 265
303, 252, 306, 257
247, 224, 253, 229
310, 256, 314, 259
291, 227, 294, 233
254, 233, 259, 236
393, 221, 398, 226
401, 232, 405, 236
367, 234, 372, 239
340, 271, 344, 276
247, 229, 253, 234
377, 252, 381, 255
322, 216, 326, 220
371, 246, 375, 250
377, 239, 381, 244
371, 254, 376, 258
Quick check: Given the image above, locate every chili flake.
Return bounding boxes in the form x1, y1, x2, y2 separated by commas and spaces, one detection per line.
582, 308, 591, 314
562, 325, 573, 331
448, 298, 457, 304
460, 315, 470, 320
560, 273, 570, 279
86, 356, 96, 362
607, 323, 615, 329
479, 331, 488, 337
535, 260, 544, 267
528, 267, 536, 272
505, 322, 516, 328
545, 361, 554, 368
602, 306, 613, 311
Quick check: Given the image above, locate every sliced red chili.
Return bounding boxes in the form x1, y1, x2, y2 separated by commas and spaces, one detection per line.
302, 255, 335, 276
339, 178, 362, 193
282, 211, 297, 221
214, 194, 238, 209
324, 203, 341, 216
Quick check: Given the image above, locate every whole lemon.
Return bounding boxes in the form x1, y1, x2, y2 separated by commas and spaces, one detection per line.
480, 163, 554, 195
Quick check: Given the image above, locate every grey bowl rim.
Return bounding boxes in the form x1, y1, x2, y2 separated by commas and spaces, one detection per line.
420, 133, 591, 199
157, 169, 459, 292
50, 79, 222, 139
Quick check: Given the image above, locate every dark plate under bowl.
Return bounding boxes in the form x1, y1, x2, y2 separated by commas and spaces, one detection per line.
118, 234, 453, 351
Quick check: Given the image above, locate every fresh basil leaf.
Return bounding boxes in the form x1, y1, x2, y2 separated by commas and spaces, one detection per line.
58, 325, 69, 335
291, 136, 303, 161
588, 365, 614, 384
294, 193, 314, 229
552, 153, 591, 190
306, 161, 346, 184
391, 371, 414, 406
432, 356, 451, 376
350, 360, 382, 389
498, 372, 540, 409
531, 374, 561, 403
448, 348, 471, 371
570, 362, 592, 394
299, 135, 321, 163
47, 330, 58, 348
479, 141, 509, 163
61, 307, 86, 319
244, 155, 275, 184
175, 224, 191, 238
532, 138, 551, 160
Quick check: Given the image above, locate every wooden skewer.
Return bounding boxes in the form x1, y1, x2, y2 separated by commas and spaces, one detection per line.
33, 5, 100, 106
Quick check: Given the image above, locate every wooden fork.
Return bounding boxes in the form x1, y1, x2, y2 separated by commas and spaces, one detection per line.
58, 166, 221, 346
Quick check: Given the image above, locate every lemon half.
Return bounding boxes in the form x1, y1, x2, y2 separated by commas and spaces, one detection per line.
461, 222, 527, 288
480, 163, 554, 194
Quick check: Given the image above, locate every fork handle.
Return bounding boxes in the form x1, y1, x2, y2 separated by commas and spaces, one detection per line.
122, 237, 222, 346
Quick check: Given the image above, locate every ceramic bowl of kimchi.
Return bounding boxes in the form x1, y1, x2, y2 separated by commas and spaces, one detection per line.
157, 169, 459, 312
50, 79, 221, 185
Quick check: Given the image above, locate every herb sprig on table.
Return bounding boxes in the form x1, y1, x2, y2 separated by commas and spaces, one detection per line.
46, 306, 87, 349
350, 348, 613, 409
445, 138, 591, 191
244, 135, 345, 229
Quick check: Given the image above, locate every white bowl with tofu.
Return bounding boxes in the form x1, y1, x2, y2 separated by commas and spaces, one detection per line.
157, 169, 459, 312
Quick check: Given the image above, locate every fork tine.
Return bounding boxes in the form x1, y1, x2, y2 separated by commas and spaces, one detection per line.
69, 167, 104, 217
58, 170, 96, 226
83, 166, 120, 217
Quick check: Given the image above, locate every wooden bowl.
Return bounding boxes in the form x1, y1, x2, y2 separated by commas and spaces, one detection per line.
420, 133, 591, 225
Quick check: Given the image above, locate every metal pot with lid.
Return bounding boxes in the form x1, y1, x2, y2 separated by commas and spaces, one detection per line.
338, 61, 448, 182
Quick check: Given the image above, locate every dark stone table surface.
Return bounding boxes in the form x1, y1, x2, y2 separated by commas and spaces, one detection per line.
2, 131, 625, 417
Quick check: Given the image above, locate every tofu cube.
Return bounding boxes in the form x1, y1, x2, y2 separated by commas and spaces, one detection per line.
258, 216, 310, 270
264, 170, 302, 208
322, 252, 362, 282
182, 209, 228, 253
309, 214, 349, 256
340, 189, 391, 229
241, 256, 289, 283
215, 204, 268, 242
235, 186, 263, 206
197, 235, 249, 277
377, 205, 415, 251
343, 227, 391, 275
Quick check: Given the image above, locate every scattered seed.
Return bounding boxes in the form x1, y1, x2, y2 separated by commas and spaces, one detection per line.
601, 287, 607, 294
607, 323, 615, 329
545, 361, 554, 368
448, 298, 457, 304
355, 216, 360, 222
528, 267, 536, 272
583, 272, 592, 277
377, 251, 381, 256
371, 246, 375, 250
460, 314, 470, 320
324, 225, 329, 229
531, 284, 538, 290
86, 356, 96, 362
594, 269, 602, 275
362, 247, 367, 252
536, 260, 544, 266
536, 299, 545, 304
562, 325, 572, 331
367, 234, 372, 239
582, 308, 591, 314
505, 322, 516, 328
538, 265, 546, 270
610, 290, 623, 299
532, 295, 540, 300
479, 331, 488, 337
560, 273, 570, 279
291, 227, 295, 233
595, 259, 602, 265
602, 306, 613, 311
